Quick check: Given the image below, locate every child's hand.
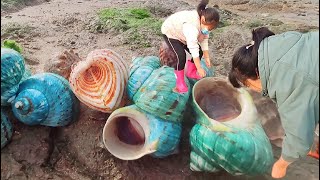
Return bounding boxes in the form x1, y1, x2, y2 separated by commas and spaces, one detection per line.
271, 156, 292, 179
197, 67, 206, 77
205, 57, 211, 68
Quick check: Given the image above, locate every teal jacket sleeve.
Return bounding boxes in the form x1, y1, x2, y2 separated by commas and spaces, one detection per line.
276, 74, 319, 162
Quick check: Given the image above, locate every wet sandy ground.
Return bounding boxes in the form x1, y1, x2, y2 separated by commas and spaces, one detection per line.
1, 0, 319, 179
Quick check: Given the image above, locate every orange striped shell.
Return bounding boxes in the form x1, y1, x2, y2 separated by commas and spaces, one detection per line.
69, 49, 129, 113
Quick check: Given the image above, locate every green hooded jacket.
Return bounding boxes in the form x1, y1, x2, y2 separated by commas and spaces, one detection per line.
258, 31, 319, 162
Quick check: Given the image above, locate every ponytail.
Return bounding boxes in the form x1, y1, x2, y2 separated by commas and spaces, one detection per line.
228, 69, 242, 88
228, 27, 275, 88
251, 27, 275, 72
197, 0, 209, 16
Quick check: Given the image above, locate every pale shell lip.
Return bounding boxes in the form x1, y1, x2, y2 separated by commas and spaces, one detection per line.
192, 77, 258, 128
102, 107, 153, 160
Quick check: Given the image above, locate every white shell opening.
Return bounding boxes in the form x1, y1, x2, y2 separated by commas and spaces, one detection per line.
103, 110, 150, 160
193, 77, 242, 122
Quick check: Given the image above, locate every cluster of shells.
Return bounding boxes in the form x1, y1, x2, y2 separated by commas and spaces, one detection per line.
1, 45, 275, 176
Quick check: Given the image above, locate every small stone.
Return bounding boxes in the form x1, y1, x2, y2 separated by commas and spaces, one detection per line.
297, 12, 307, 16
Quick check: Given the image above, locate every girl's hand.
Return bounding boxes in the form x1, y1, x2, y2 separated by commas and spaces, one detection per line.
197, 67, 206, 77
271, 156, 292, 179
205, 57, 211, 68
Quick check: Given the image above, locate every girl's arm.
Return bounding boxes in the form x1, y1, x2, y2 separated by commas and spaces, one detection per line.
200, 35, 211, 67
182, 23, 206, 77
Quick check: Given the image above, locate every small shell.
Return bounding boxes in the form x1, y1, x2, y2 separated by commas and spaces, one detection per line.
1, 110, 13, 149
103, 105, 182, 160
159, 41, 177, 67
11, 73, 79, 127
69, 49, 129, 113
128, 56, 190, 123
1, 48, 26, 106
189, 77, 273, 175
44, 49, 82, 80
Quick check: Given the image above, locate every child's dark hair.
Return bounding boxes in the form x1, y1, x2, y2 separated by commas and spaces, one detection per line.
197, 0, 220, 24
228, 27, 275, 88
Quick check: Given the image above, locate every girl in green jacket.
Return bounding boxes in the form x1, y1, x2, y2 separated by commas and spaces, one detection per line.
228, 27, 319, 178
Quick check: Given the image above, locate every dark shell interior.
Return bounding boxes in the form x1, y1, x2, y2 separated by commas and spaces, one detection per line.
194, 78, 242, 122
115, 116, 145, 145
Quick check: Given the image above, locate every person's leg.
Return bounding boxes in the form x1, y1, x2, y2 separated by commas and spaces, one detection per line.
162, 34, 188, 93
184, 45, 203, 79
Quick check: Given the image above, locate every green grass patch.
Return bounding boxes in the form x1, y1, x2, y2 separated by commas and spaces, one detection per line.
1, 22, 34, 37
95, 7, 163, 48
1, 0, 23, 10
269, 24, 319, 34
1, 39, 23, 53
246, 20, 264, 29
246, 18, 284, 29
218, 20, 231, 28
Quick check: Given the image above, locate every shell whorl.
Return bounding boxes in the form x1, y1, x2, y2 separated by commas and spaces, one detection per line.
1, 110, 13, 149
1, 48, 26, 106
14, 97, 32, 114
12, 89, 49, 125
69, 49, 129, 113
11, 73, 79, 127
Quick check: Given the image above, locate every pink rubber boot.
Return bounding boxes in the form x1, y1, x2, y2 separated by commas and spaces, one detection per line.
174, 70, 188, 93
186, 60, 202, 80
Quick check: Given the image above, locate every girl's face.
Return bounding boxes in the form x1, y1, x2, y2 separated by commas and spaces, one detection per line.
200, 16, 217, 31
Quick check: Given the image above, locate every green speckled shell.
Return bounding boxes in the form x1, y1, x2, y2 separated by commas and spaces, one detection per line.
1, 110, 13, 149
190, 124, 273, 175
134, 66, 190, 122
189, 78, 274, 175
128, 56, 190, 123
1, 48, 26, 106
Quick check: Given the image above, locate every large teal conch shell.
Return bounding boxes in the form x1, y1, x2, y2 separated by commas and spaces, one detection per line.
127, 56, 190, 122
189, 77, 274, 175
103, 105, 182, 160
1, 48, 30, 106
11, 73, 80, 127
1, 110, 13, 149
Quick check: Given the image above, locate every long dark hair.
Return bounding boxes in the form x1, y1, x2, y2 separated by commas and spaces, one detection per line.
228, 27, 275, 88
197, 0, 219, 24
